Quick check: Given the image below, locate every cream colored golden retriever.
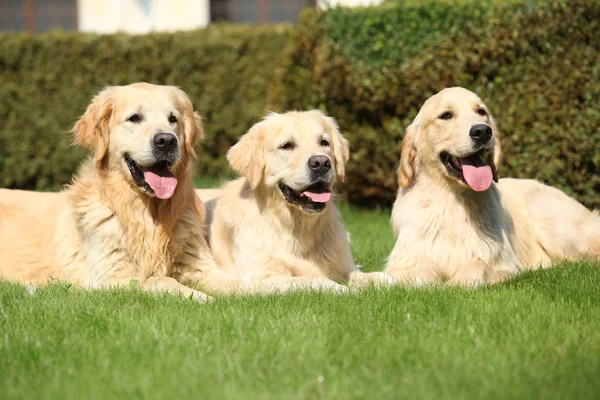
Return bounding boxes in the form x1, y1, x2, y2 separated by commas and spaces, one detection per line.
386, 87, 600, 286
207, 110, 392, 293
0, 83, 236, 300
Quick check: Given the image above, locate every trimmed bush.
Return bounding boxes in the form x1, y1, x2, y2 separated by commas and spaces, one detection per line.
2, 1, 598, 209
272, 0, 600, 208
0, 25, 291, 190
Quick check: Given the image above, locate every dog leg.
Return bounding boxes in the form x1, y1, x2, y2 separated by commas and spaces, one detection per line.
447, 262, 488, 287
142, 276, 213, 302
174, 246, 240, 295
582, 211, 600, 260
386, 267, 441, 287
92, 276, 212, 302
179, 266, 240, 295
171, 224, 240, 295
449, 261, 520, 286
522, 181, 600, 261
484, 266, 520, 285
347, 271, 396, 289
241, 275, 349, 295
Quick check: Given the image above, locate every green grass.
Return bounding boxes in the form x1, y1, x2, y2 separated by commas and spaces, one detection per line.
194, 175, 232, 189
1, 204, 599, 399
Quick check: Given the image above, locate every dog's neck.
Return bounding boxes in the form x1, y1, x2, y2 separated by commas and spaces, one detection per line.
71, 159, 197, 232
396, 172, 506, 235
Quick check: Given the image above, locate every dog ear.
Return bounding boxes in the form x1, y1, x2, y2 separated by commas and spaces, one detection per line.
489, 115, 502, 183
398, 115, 420, 188
184, 111, 203, 160
171, 86, 203, 160
72, 87, 115, 170
320, 112, 350, 182
227, 121, 265, 189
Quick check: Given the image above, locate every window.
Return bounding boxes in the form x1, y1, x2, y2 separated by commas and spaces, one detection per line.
0, 0, 77, 33
210, 0, 316, 24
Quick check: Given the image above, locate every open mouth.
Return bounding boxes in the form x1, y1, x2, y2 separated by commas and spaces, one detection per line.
125, 156, 178, 200
440, 149, 493, 192
278, 181, 332, 213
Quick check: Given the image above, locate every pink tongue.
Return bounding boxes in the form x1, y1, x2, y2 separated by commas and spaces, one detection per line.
460, 155, 493, 192
143, 171, 178, 200
302, 191, 332, 203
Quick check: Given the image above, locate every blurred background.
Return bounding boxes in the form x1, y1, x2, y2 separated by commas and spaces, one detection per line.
0, 0, 598, 208
0, 0, 383, 34
0, 0, 382, 33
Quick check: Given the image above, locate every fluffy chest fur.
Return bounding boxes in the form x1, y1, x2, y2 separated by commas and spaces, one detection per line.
387, 177, 522, 279
69, 163, 200, 283
215, 179, 352, 280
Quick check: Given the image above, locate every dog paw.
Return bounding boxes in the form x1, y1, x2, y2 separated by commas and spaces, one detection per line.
348, 271, 397, 289
305, 279, 349, 294
388, 268, 441, 288
190, 290, 213, 303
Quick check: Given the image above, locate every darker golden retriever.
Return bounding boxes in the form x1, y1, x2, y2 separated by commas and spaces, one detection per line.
0, 83, 236, 300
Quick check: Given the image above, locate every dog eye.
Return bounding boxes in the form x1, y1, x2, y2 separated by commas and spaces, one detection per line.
280, 142, 295, 150
439, 111, 453, 120
127, 114, 142, 123
320, 139, 330, 147
477, 108, 487, 116
168, 115, 177, 124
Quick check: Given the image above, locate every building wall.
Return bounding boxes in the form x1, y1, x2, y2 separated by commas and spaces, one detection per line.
0, 0, 78, 33
77, 0, 381, 34
318, 0, 383, 8
77, 0, 210, 34
1, 0, 384, 34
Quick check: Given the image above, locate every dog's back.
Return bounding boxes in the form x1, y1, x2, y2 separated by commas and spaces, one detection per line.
499, 178, 600, 263
0, 189, 86, 285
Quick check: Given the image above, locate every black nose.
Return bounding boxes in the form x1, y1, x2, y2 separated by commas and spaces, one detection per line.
308, 155, 331, 175
153, 133, 177, 152
469, 124, 493, 144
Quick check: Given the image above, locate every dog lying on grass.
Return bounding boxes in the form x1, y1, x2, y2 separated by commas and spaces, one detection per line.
206, 110, 393, 293
386, 87, 600, 286
0, 83, 236, 300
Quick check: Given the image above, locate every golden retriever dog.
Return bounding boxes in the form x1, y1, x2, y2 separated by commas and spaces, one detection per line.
195, 188, 223, 202
207, 110, 393, 293
386, 87, 600, 286
0, 83, 236, 300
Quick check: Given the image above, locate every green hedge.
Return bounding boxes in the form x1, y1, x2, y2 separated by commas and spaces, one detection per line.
2, 0, 599, 209
0, 24, 291, 190
272, 0, 600, 209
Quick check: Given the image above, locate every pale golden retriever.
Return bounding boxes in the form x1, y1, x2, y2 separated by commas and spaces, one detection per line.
207, 110, 392, 293
0, 83, 236, 300
386, 87, 600, 286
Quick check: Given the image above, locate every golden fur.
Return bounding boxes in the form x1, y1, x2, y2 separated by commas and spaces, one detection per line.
0, 83, 236, 300
208, 110, 392, 293
386, 87, 600, 286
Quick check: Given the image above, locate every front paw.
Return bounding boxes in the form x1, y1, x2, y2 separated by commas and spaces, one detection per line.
190, 290, 213, 303
485, 269, 518, 285
298, 278, 349, 294
448, 263, 487, 287
386, 268, 441, 287
348, 271, 396, 289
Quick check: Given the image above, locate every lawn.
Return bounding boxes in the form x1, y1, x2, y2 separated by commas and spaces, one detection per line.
1, 201, 599, 399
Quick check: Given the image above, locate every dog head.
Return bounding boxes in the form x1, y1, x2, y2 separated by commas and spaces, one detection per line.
73, 83, 202, 200
227, 110, 349, 214
398, 87, 501, 192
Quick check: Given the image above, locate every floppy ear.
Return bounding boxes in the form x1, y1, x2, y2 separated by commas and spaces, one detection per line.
184, 111, 203, 160
398, 115, 420, 188
489, 115, 502, 183
171, 86, 203, 159
72, 87, 115, 169
321, 113, 350, 182
227, 122, 265, 189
